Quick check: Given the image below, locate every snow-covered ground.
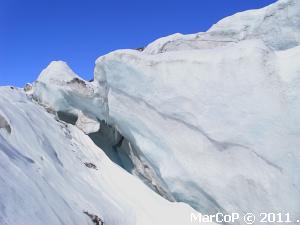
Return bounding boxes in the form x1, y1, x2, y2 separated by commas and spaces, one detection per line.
1, 0, 300, 224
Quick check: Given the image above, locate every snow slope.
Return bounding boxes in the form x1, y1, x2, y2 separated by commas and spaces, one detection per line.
0, 87, 200, 225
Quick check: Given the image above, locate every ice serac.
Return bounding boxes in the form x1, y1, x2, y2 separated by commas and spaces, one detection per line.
33, 61, 108, 120
94, 39, 300, 218
23, 0, 300, 224
0, 87, 201, 225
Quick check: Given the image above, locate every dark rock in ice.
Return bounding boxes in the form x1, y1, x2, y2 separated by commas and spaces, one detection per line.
83, 211, 104, 225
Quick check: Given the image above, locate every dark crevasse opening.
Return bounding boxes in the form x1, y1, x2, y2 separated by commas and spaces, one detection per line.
57, 111, 78, 125
56, 111, 175, 202
56, 111, 134, 171
88, 122, 135, 173
87, 121, 175, 202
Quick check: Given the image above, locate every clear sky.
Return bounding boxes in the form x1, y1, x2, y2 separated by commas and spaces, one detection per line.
0, 0, 276, 87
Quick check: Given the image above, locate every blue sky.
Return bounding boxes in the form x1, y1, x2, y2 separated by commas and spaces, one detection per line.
0, 0, 276, 87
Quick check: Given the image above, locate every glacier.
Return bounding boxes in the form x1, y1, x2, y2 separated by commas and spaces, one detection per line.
1, 0, 300, 224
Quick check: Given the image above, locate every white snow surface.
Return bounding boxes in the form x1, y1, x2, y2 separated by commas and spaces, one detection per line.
0, 87, 201, 225
1, 0, 300, 224
38, 61, 80, 83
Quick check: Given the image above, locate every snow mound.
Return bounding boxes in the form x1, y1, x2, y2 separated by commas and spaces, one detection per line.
38, 61, 80, 83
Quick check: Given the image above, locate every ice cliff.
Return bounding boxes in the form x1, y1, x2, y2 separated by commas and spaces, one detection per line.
1, 0, 300, 224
